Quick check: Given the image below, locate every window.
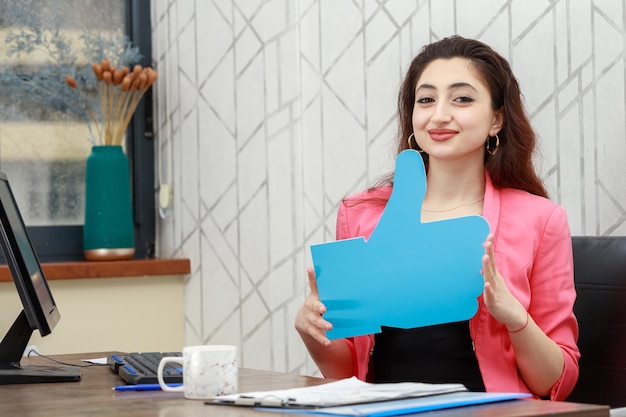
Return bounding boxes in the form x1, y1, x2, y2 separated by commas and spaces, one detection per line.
0, 0, 154, 262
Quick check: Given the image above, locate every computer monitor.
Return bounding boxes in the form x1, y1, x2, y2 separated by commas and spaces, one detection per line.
0, 172, 81, 384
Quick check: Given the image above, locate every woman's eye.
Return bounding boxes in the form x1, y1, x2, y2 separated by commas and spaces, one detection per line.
416, 97, 434, 104
454, 96, 474, 103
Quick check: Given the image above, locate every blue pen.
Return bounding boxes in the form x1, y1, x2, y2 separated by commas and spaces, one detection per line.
113, 383, 182, 391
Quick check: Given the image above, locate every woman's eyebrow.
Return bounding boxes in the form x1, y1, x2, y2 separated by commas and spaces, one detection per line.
416, 83, 435, 93
449, 82, 478, 92
416, 82, 478, 93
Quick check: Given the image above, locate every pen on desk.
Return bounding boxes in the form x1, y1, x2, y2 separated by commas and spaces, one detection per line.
113, 383, 182, 391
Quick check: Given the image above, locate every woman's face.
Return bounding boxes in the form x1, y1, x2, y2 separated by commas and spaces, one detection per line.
412, 57, 503, 166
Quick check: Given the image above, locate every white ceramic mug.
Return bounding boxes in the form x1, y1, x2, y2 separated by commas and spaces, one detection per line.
157, 345, 238, 399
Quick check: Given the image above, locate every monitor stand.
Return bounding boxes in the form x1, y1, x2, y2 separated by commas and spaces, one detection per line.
0, 311, 81, 384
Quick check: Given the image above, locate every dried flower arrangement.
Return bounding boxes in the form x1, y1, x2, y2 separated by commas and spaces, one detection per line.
66, 59, 158, 146
0, 4, 145, 145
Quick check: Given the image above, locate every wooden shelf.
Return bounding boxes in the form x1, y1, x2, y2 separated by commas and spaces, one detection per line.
0, 258, 191, 282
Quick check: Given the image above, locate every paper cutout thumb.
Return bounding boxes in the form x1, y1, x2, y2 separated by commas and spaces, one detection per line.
310, 150, 490, 339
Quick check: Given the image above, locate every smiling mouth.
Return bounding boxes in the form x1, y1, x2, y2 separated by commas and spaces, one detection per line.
428, 129, 458, 141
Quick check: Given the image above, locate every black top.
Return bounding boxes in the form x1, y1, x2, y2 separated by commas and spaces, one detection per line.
369, 321, 486, 392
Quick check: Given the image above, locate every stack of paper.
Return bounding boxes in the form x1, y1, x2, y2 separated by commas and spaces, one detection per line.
206, 377, 531, 416
208, 377, 466, 408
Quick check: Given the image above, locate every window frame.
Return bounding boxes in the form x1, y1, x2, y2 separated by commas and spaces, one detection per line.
26, 0, 155, 262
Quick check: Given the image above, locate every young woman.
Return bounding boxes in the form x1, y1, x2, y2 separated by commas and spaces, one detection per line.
295, 36, 579, 401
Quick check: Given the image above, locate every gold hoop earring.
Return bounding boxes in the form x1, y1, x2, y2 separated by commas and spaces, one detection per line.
407, 133, 424, 153
486, 134, 500, 156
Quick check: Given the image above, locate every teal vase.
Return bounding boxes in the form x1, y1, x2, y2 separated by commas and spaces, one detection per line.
83, 145, 135, 261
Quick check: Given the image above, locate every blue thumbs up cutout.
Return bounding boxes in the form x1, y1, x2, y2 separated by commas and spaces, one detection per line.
310, 150, 490, 339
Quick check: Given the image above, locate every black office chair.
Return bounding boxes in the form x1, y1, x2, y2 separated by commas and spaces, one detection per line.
566, 236, 626, 408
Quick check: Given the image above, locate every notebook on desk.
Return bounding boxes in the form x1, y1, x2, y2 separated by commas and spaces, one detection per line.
241, 392, 533, 416
206, 377, 532, 416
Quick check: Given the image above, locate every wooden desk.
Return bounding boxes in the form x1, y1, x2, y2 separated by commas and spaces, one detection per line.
0, 352, 610, 417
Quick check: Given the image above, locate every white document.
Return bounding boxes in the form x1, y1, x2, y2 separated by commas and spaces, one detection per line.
246, 392, 533, 416
208, 376, 467, 408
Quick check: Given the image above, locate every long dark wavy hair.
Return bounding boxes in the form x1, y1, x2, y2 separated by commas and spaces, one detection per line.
383, 35, 547, 198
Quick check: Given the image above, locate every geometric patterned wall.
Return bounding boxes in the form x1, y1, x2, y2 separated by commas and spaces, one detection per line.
151, 0, 626, 376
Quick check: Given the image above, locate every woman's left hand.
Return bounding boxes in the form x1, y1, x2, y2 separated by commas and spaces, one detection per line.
481, 234, 528, 331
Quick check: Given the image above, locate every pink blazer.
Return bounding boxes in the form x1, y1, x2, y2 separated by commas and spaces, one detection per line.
335, 175, 580, 401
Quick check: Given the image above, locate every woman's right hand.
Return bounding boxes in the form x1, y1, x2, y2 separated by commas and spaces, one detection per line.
294, 267, 333, 346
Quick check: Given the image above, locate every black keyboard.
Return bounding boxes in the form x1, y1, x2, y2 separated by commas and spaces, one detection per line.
108, 352, 183, 385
